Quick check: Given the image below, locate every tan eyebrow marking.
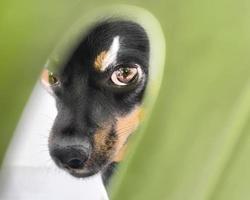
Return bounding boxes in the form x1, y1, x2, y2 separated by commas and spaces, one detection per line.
94, 36, 120, 71
40, 69, 54, 95
94, 51, 108, 71
41, 69, 50, 86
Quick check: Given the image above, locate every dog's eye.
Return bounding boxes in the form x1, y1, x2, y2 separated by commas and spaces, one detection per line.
48, 72, 59, 85
41, 69, 60, 95
111, 65, 141, 86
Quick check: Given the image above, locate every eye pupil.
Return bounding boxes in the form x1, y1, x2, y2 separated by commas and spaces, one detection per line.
116, 68, 134, 83
122, 68, 130, 76
118, 68, 131, 78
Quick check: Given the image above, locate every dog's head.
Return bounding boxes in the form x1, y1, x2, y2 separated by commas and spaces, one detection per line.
41, 20, 149, 178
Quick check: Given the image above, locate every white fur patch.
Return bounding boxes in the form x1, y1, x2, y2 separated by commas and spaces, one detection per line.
100, 36, 120, 71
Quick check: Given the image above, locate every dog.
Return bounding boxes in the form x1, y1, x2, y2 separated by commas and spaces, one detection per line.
41, 19, 150, 186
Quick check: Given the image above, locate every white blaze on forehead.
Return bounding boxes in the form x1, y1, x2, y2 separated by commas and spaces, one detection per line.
100, 36, 120, 71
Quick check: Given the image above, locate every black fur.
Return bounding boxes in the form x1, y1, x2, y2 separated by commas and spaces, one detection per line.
47, 19, 150, 186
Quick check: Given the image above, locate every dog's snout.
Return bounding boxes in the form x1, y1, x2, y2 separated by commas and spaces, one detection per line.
51, 144, 90, 170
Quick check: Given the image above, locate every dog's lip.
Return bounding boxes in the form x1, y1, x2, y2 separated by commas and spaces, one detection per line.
67, 168, 97, 178
51, 156, 101, 177
59, 162, 97, 177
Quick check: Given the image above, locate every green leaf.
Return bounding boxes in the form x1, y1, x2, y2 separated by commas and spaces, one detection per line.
111, 1, 250, 200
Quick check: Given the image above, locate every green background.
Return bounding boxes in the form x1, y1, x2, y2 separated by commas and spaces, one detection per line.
1, 0, 250, 199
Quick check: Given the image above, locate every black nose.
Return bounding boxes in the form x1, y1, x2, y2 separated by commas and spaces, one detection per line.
51, 145, 89, 170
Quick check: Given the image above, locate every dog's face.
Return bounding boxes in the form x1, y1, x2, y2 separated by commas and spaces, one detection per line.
41, 20, 149, 178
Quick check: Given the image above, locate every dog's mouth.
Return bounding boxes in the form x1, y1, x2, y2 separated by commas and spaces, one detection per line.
66, 160, 106, 178
52, 158, 96, 178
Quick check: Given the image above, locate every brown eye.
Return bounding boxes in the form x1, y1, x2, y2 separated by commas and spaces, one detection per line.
41, 69, 60, 91
111, 65, 142, 86
48, 72, 59, 85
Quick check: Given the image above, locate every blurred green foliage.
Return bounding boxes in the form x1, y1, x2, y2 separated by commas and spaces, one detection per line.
1, 0, 250, 199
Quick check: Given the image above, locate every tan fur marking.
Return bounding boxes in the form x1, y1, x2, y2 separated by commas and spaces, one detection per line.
86, 125, 115, 168
93, 125, 112, 152
41, 69, 49, 85
91, 107, 144, 164
113, 106, 143, 161
113, 144, 128, 162
94, 51, 107, 71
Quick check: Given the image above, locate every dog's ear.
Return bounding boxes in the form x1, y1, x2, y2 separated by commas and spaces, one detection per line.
40, 69, 58, 95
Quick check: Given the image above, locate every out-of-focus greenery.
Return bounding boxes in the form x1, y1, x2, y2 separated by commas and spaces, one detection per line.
1, 0, 250, 200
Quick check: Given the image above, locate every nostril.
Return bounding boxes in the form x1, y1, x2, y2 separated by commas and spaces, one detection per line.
64, 149, 89, 169
67, 158, 85, 169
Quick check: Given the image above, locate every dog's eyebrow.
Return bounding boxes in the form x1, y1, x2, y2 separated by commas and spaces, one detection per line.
94, 36, 120, 71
